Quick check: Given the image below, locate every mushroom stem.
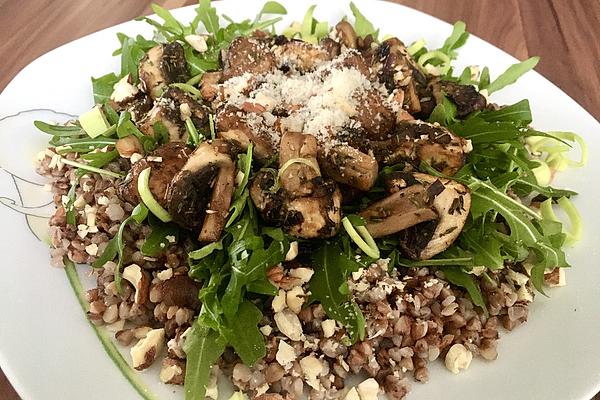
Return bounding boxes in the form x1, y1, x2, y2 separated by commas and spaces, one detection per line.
319, 146, 379, 191
199, 161, 236, 243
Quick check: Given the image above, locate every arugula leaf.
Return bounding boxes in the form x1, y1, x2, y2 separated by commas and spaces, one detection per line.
197, 0, 221, 35
440, 267, 487, 314
459, 225, 504, 269
349, 2, 378, 39
223, 301, 265, 366
428, 95, 457, 125
183, 323, 226, 400
478, 66, 490, 89
440, 21, 469, 57
34, 121, 82, 137
227, 143, 253, 227
256, 1, 287, 19
485, 57, 540, 95
91, 73, 119, 104
310, 242, 365, 342
117, 111, 156, 152
140, 217, 179, 257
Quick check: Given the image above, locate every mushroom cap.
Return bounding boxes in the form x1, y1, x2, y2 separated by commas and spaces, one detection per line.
399, 173, 471, 259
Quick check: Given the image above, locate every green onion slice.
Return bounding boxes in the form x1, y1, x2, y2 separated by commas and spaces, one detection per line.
137, 167, 172, 222
270, 158, 321, 193
342, 216, 380, 259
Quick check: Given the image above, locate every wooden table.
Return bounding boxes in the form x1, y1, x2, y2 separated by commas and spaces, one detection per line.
0, 1, 598, 399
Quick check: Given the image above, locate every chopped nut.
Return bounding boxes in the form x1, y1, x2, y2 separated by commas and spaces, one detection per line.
289, 267, 314, 284
111, 74, 139, 103
85, 243, 98, 256
130, 328, 165, 370
159, 358, 185, 385
259, 325, 273, 336
444, 343, 473, 374
321, 319, 336, 338
517, 285, 533, 302
275, 340, 296, 368
274, 309, 303, 341
299, 355, 324, 389
544, 267, 566, 287
272, 289, 287, 313
185, 34, 208, 52
122, 264, 150, 305
157, 268, 174, 281
116, 136, 143, 158
507, 269, 529, 286
357, 378, 379, 400
285, 241, 299, 261
286, 286, 305, 314
133, 326, 153, 339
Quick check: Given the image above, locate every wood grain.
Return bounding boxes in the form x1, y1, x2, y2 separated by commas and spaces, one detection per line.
0, 1, 598, 399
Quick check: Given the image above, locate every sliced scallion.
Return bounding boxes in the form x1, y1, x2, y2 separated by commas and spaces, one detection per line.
137, 167, 172, 222
342, 216, 380, 259
60, 158, 124, 179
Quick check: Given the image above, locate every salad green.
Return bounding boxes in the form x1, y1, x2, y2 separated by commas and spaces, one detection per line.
33, 1, 587, 399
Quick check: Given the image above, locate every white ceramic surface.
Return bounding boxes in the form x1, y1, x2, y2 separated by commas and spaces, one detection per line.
1, 1, 599, 399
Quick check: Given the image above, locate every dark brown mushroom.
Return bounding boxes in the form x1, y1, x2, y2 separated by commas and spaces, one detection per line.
165, 140, 236, 242
279, 132, 320, 198
335, 21, 358, 49
222, 37, 276, 80
139, 87, 210, 142
359, 120, 471, 176
360, 183, 438, 238
431, 79, 487, 118
199, 71, 223, 102
273, 40, 335, 73
139, 42, 189, 99
318, 145, 379, 191
389, 173, 471, 260
118, 142, 192, 207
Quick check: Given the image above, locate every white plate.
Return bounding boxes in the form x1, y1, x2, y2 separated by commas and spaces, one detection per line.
1, 1, 599, 399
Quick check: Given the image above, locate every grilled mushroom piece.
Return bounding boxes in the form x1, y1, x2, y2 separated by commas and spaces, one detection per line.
215, 105, 277, 162
396, 173, 471, 260
318, 145, 379, 191
119, 142, 193, 206
166, 140, 236, 242
222, 37, 276, 80
139, 87, 210, 142
284, 181, 342, 239
273, 40, 335, 73
360, 181, 439, 238
335, 21, 358, 49
279, 132, 320, 198
431, 79, 487, 118
361, 121, 471, 176
139, 42, 189, 99
199, 71, 223, 103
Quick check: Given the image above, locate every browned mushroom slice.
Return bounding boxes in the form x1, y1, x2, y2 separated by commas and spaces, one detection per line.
222, 37, 276, 80
283, 181, 342, 239
335, 21, 358, 49
365, 121, 471, 176
166, 140, 235, 242
119, 142, 192, 206
215, 105, 277, 162
139, 87, 210, 142
396, 173, 471, 260
430, 78, 487, 118
360, 184, 438, 238
279, 132, 320, 198
319, 38, 341, 59
249, 170, 285, 225
273, 40, 335, 73
352, 88, 396, 140
199, 71, 223, 103
199, 160, 235, 243
318, 146, 378, 191
139, 42, 189, 99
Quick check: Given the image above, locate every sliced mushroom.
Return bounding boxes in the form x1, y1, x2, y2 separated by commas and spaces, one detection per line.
222, 37, 276, 80
352, 88, 396, 140
139, 87, 210, 142
396, 173, 471, 260
199, 71, 223, 102
283, 181, 342, 239
362, 121, 471, 176
279, 132, 320, 198
139, 42, 189, 99
166, 140, 235, 242
119, 142, 192, 207
360, 183, 438, 238
318, 145, 378, 191
249, 170, 285, 225
273, 40, 335, 73
216, 105, 277, 162
335, 21, 358, 49
431, 79, 487, 118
